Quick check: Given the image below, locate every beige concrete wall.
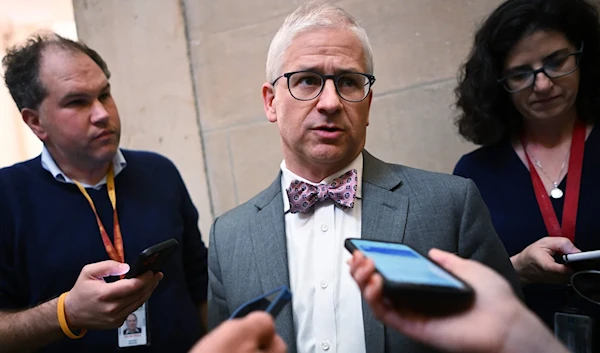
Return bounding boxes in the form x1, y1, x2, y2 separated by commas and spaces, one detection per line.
72, 0, 505, 239
72, 0, 214, 241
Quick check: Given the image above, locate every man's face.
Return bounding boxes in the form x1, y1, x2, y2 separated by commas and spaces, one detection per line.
126, 315, 137, 331
30, 48, 121, 169
263, 27, 372, 179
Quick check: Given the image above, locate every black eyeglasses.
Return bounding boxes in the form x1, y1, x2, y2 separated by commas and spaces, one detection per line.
271, 70, 376, 102
498, 43, 584, 93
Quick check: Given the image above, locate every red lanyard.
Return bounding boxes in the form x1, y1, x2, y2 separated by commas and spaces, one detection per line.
521, 121, 586, 243
74, 164, 125, 264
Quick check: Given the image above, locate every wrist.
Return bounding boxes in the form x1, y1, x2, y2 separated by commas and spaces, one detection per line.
62, 292, 82, 330
45, 298, 63, 331
501, 307, 566, 353
57, 292, 86, 339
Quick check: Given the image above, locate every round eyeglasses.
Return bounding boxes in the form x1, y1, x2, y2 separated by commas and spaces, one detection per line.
498, 43, 584, 93
271, 70, 376, 102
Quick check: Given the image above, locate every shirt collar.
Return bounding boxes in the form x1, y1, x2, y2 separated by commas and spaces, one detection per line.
280, 153, 363, 212
41, 146, 127, 190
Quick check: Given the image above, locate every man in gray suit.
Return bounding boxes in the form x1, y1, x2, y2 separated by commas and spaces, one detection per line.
208, 2, 522, 353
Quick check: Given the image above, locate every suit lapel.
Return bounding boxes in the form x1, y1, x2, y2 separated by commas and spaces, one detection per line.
360, 151, 410, 353
249, 174, 297, 353
361, 151, 409, 243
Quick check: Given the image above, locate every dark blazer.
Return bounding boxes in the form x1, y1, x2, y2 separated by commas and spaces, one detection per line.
208, 151, 522, 353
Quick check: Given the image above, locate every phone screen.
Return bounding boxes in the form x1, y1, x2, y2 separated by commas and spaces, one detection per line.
351, 240, 466, 289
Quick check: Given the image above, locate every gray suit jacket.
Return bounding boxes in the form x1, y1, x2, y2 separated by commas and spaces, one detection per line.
208, 151, 522, 353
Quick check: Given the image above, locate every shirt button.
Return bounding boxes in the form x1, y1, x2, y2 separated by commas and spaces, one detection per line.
320, 280, 328, 289
321, 340, 330, 351
321, 224, 328, 232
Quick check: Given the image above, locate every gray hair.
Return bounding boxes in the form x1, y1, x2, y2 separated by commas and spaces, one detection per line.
266, 1, 374, 83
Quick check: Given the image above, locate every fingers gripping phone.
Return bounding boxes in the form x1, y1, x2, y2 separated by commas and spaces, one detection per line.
345, 238, 474, 316
229, 286, 292, 320
125, 238, 179, 279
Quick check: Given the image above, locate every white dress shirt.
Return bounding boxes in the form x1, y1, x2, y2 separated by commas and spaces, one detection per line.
280, 153, 366, 353
41, 146, 127, 189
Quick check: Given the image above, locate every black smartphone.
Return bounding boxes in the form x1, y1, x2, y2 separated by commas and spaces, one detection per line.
345, 238, 474, 315
125, 238, 179, 279
229, 286, 292, 320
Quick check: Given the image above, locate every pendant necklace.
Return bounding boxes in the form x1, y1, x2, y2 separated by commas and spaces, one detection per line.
527, 149, 570, 199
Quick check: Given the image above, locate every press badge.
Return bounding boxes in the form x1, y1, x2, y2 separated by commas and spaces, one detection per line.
554, 312, 594, 353
118, 303, 149, 348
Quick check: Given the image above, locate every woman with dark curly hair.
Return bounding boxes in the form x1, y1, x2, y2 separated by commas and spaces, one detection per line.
453, 0, 600, 328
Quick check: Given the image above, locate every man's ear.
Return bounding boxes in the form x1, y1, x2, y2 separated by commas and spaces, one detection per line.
262, 83, 278, 123
22, 108, 48, 141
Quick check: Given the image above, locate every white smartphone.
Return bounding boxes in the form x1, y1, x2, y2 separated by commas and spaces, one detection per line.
561, 250, 600, 264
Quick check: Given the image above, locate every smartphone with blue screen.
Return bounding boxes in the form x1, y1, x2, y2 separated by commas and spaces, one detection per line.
345, 238, 474, 315
229, 286, 292, 320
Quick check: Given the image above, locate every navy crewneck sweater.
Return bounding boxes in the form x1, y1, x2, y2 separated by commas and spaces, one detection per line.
0, 150, 208, 352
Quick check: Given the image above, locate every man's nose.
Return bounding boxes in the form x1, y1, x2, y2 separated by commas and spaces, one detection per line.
316, 79, 342, 113
90, 99, 110, 124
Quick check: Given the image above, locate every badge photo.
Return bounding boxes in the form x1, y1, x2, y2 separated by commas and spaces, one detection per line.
118, 303, 149, 348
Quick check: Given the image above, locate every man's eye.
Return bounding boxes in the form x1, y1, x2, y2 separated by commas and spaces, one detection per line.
338, 77, 360, 88
67, 99, 85, 107
299, 76, 319, 86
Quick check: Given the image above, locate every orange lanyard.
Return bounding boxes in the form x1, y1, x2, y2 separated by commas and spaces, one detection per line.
74, 164, 125, 264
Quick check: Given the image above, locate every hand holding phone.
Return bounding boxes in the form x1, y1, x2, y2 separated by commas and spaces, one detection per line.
125, 238, 179, 279
229, 286, 292, 320
345, 238, 474, 315
349, 248, 567, 353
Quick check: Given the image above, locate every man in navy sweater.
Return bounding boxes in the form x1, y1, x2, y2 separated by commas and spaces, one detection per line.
0, 33, 208, 352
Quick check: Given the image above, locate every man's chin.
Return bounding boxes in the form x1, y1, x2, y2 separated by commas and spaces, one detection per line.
93, 146, 119, 163
308, 146, 360, 165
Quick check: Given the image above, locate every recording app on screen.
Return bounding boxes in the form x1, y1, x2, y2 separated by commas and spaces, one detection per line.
353, 240, 465, 288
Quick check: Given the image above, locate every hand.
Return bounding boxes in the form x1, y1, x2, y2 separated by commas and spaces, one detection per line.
189, 312, 286, 353
349, 249, 567, 353
511, 236, 580, 285
64, 260, 163, 330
